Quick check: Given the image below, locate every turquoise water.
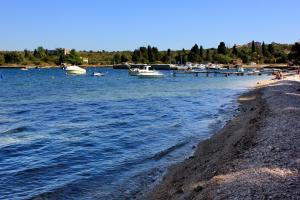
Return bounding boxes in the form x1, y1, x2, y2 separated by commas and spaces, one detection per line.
0, 68, 267, 199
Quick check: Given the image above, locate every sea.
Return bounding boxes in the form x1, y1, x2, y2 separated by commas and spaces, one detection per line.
0, 67, 268, 200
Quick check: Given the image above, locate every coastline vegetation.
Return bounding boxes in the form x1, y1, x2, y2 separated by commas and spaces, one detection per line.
0, 41, 299, 66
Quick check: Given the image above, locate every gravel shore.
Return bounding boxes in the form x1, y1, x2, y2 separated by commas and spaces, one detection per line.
144, 78, 300, 200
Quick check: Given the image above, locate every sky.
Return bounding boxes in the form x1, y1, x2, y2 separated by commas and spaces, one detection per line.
0, 0, 299, 51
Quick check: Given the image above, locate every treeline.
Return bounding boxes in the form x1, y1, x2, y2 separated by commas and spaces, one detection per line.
116, 41, 297, 65
0, 41, 300, 66
0, 47, 83, 66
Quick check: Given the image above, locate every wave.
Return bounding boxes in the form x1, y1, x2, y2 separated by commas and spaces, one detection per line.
1, 126, 30, 135
13, 110, 30, 115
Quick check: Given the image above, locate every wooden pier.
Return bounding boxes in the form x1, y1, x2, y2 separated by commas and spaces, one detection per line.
172, 70, 245, 77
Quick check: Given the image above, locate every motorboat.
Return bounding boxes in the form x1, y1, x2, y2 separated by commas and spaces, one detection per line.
128, 68, 140, 76
135, 65, 164, 78
207, 64, 222, 70
91, 72, 104, 77
247, 69, 261, 75
20, 67, 28, 71
65, 65, 86, 75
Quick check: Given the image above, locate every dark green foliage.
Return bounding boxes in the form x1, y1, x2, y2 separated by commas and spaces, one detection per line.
147, 45, 154, 63
151, 47, 161, 62
217, 42, 226, 55
188, 44, 200, 62
131, 45, 162, 63
289, 42, 300, 64
4, 52, 24, 63
262, 42, 267, 56
175, 48, 187, 64
34, 47, 47, 59
238, 50, 251, 64
232, 45, 238, 55
0, 41, 295, 66
268, 44, 275, 55
132, 49, 140, 63
64, 49, 83, 65
0, 54, 4, 65
213, 54, 232, 64
205, 49, 212, 62
113, 53, 121, 64
121, 54, 129, 63
251, 40, 256, 53
199, 46, 204, 58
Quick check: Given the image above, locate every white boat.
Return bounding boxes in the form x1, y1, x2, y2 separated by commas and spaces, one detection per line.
247, 69, 261, 75
91, 72, 104, 76
20, 67, 28, 71
135, 65, 164, 78
128, 68, 140, 76
65, 65, 86, 75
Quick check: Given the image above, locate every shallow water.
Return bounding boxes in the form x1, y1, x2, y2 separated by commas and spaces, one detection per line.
0, 68, 267, 199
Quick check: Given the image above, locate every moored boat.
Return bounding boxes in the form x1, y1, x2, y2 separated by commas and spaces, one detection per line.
91, 72, 104, 76
134, 65, 164, 78
65, 65, 86, 75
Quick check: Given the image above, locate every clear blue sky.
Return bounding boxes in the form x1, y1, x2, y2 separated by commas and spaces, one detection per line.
1, 0, 299, 51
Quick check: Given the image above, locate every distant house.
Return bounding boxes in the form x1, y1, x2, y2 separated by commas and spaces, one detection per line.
81, 57, 89, 64
64, 48, 71, 55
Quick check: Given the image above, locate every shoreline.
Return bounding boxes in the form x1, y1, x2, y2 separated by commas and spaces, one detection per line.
0, 64, 113, 69
0, 63, 293, 69
144, 76, 300, 199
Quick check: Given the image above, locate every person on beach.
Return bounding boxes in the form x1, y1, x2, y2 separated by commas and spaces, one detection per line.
275, 71, 283, 80
297, 67, 300, 75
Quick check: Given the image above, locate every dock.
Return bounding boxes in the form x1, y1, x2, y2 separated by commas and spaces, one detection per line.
172, 70, 246, 77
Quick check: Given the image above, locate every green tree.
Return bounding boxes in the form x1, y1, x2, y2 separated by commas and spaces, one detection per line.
289, 42, 300, 64
166, 49, 172, 63
113, 53, 121, 64
268, 43, 275, 55
132, 49, 140, 63
139, 47, 148, 63
217, 42, 226, 55
175, 48, 187, 64
199, 45, 204, 58
4, 52, 24, 63
64, 49, 83, 65
0, 54, 4, 65
232, 45, 238, 55
238, 50, 251, 64
213, 54, 232, 64
121, 54, 129, 63
251, 40, 256, 53
188, 44, 199, 62
34, 46, 47, 59
151, 47, 160, 62
262, 41, 267, 56
205, 49, 212, 62
161, 49, 172, 63
147, 45, 154, 63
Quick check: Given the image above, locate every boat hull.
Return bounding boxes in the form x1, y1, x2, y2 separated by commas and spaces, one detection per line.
137, 73, 164, 78
66, 70, 86, 75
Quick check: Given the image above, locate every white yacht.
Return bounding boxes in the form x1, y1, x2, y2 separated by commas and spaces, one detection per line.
65, 65, 86, 75
130, 65, 164, 78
